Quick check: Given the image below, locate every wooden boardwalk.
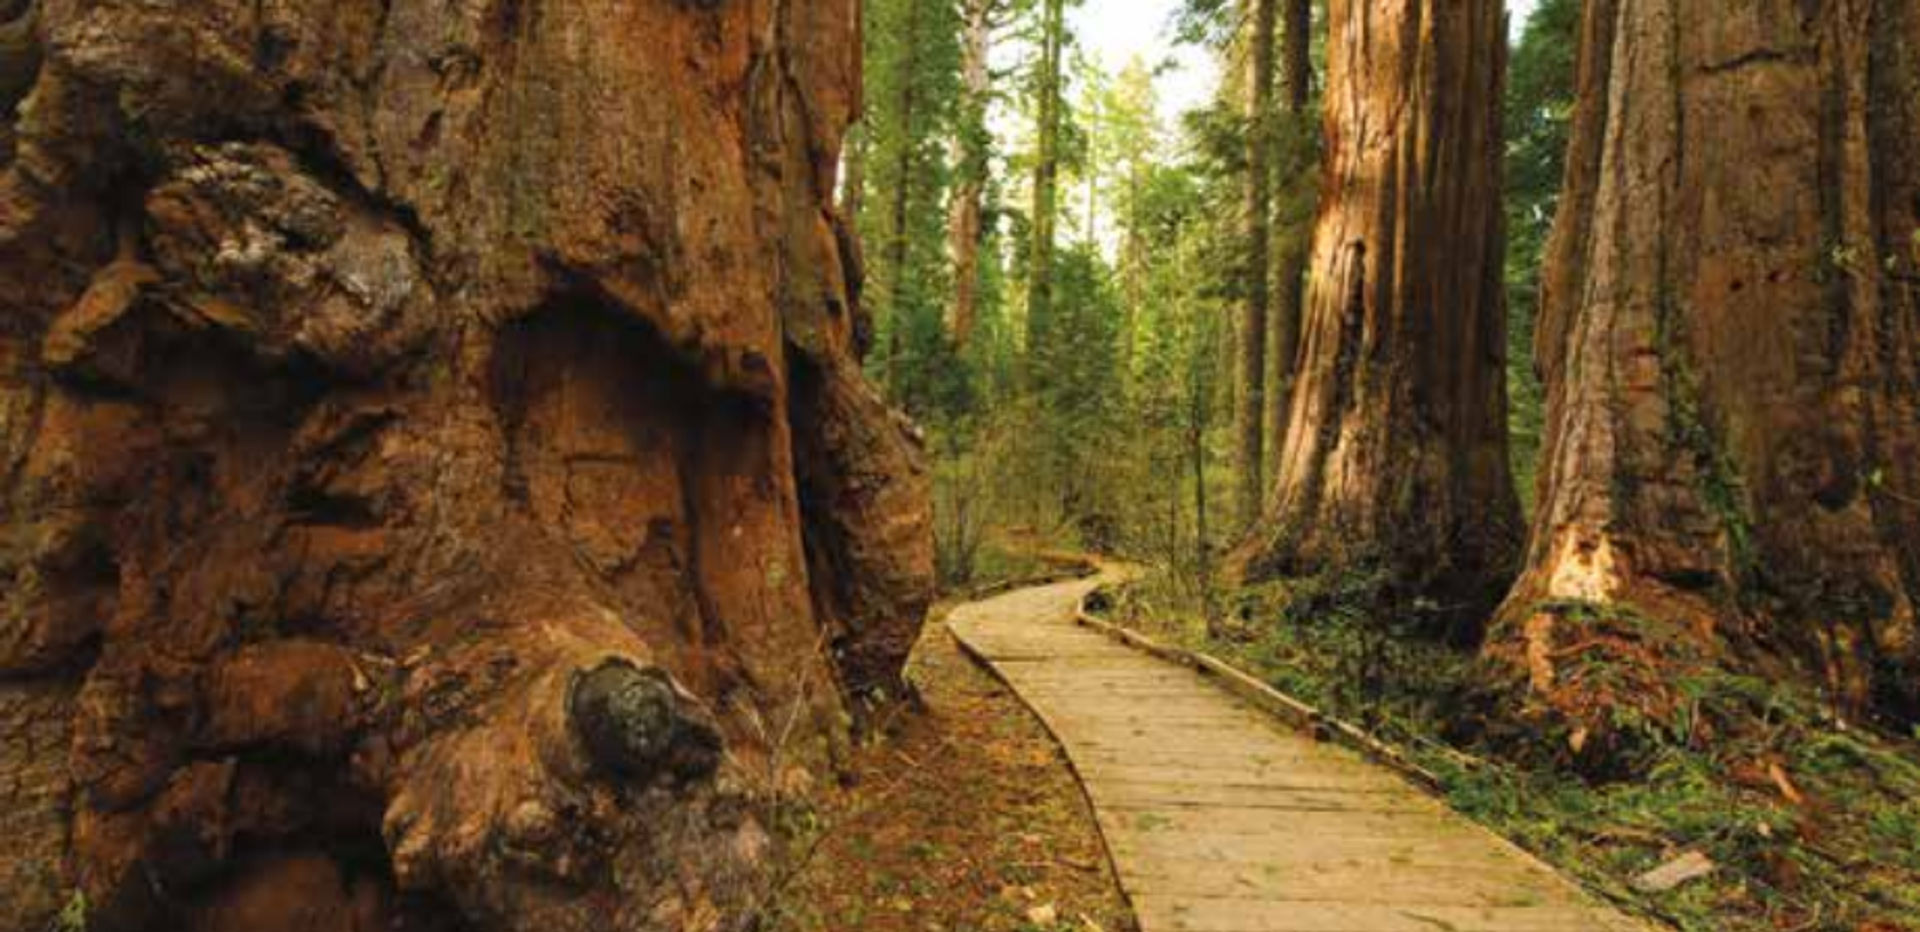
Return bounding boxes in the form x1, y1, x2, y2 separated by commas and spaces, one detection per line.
948, 576, 1652, 932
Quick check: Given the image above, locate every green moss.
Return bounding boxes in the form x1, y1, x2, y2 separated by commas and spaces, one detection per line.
1656, 311, 1757, 587
55, 889, 88, 932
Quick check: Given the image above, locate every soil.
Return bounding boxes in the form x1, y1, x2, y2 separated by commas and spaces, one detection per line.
772, 610, 1136, 932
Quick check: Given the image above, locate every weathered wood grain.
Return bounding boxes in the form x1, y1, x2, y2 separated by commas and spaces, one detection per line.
949, 576, 1653, 932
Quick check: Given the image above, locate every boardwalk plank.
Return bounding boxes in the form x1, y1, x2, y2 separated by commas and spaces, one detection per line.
946, 575, 1653, 932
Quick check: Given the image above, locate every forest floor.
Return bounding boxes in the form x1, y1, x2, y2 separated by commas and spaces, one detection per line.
769, 607, 1136, 932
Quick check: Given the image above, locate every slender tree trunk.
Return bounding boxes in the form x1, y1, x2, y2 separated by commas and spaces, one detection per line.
1236, 0, 1278, 530
1026, 0, 1065, 352
1193, 414, 1216, 626
1230, 0, 1520, 630
1487, 0, 1920, 751
1262, 0, 1312, 508
0, 2, 932, 930
1121, 168, 1146, 370
946, 0, 992, 349
1085, 149, 1098, 247
882, 0, 927, 392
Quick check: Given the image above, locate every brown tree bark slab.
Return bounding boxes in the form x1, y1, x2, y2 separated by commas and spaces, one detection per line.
1487, 0, 1920, 756
0, 1, 932, 930
1231, 0, 1521, 626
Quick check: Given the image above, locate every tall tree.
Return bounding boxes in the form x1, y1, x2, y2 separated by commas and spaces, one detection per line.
1104, 59, 1161, 369
1261, 0, 1313, 507
0, 1, 932, 929
864, 0, 963, 395
1026, 0, 1067, 352
947, 0, 996, 349
1230, 0, 1520, 628
1501, 0, 1580, 508
1488, 0, 1920, 752
1236, 0, 1278, 529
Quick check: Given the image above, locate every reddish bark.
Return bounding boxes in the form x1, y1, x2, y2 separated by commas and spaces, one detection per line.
1231, 0, 1521, 625
0, 1, 933, 930
1488, 0, 1920, 754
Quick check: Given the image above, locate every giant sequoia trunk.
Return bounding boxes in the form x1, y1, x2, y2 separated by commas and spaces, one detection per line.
1231, 0, 1521, 624
0, 2, 934, 931
1488, 0, 1920, 752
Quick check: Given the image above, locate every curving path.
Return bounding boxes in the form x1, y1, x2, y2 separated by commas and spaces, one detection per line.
948, 574, 1653, 932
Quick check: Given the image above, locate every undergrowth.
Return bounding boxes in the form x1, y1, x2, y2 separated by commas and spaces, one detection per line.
1105, 567, 1920, 932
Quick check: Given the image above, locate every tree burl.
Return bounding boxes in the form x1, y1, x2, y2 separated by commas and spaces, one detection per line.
0, 1, 933, 930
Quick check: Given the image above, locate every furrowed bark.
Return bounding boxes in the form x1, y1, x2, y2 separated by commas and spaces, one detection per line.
1487, 0, 1920, 759
1231, 0, 1521, 629
0, 2, 933, 930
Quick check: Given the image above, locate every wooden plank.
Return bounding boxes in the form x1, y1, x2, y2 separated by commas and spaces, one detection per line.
1089, 782, 1442, 814
1096, 808, 1492, 843
1120, 857, 1569, 906
1075, 765, 1411, 795
1100, 826, 1533, 869
1131, 896, 1642, 932
946, 573, 1653, 932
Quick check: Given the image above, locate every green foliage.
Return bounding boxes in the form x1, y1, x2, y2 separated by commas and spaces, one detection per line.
891, 5, 1244, 570
860, 0, 966, 406
1502, 0, 1579, 512
853, 0, 1317, 582
51, 890, 87, 932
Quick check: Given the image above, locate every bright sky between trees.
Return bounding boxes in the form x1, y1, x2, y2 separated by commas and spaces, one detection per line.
1072, 0, 1542, 126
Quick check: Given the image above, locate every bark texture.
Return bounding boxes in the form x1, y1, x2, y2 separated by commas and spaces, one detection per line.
0, 2, 934, 931
1488, 0, 1920, 747
1231, 0, 1521, 623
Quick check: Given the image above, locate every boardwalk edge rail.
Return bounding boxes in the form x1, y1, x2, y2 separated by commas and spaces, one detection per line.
1067, 598, 1448, 790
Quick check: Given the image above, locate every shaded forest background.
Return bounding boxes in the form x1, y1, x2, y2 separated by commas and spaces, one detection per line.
849, 0, 1577, 604
844, 2, 1920, 930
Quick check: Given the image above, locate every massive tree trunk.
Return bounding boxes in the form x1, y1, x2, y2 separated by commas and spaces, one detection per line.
1487, 0, 1920, 750
0, 2, 934, 931
946, 0, 993, 349
1262, 0, 1313, 509
1230, 0, 1521, 625
1236, 0, 1278, 530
